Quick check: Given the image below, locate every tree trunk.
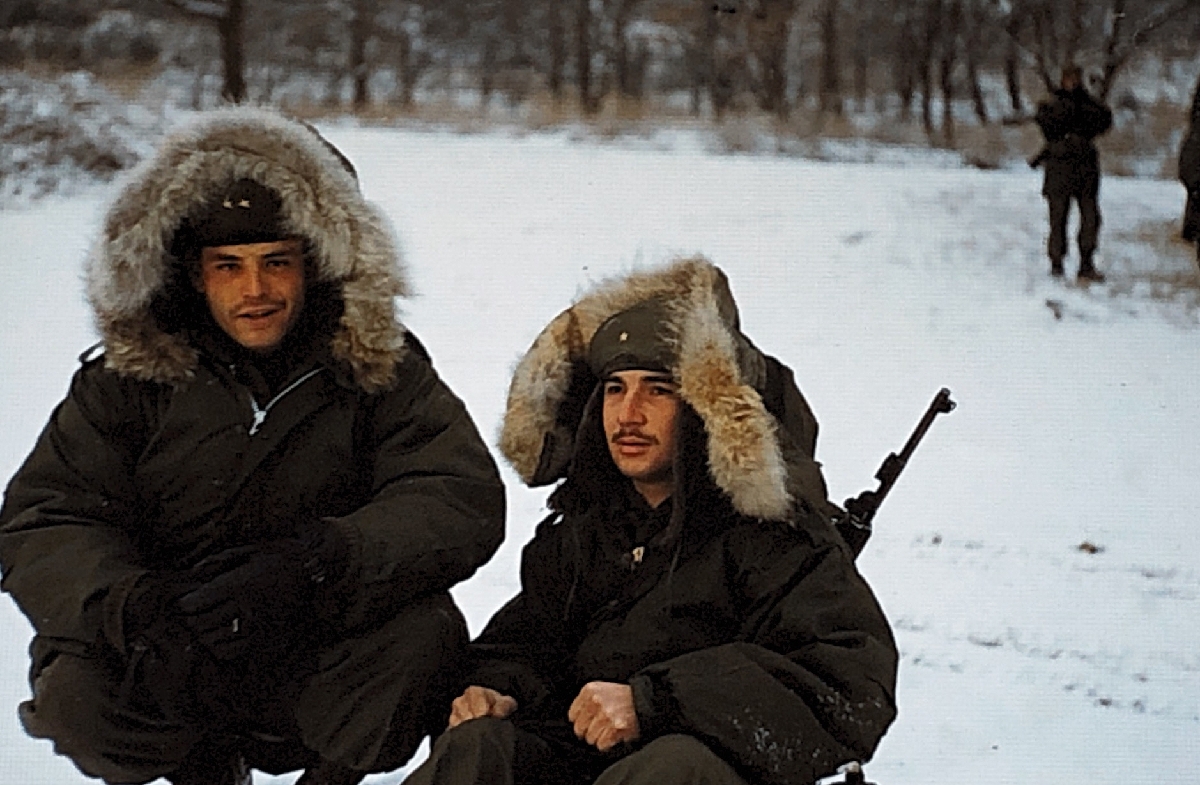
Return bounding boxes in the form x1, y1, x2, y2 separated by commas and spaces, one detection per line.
703, 5, 723, 119
397, 29, 414, 108
614, 7, 632, 97
918, 3, 937, 136
896, 12, 916, 123
920, 60, 933, 136
852, 0, 869, 112
1004, 35, 1022, 116
940, 0, 961, 144
480, 35, 496, 109
966, 50, 987, 124
219, 0, 246, 103
548, 0, 565, 101
576, 0, 596, 114
350, 0, 370, 110
819, 0, 841, 116
939, 57, 954, 145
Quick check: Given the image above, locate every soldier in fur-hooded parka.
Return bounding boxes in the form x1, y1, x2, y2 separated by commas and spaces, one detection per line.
0, 107, 505, 785
403, 258, 898, 785
1180, 76, 1200, 261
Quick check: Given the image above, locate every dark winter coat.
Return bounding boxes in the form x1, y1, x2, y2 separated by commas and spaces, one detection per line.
1180, 82, 1200, 243
1035, 86, 1113, 198
476, 258, 898, 785
0, 108, 505, 741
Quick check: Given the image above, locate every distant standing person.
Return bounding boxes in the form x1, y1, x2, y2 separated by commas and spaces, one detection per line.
1031, 64, 1113, 282
1179, 75, 1200, 264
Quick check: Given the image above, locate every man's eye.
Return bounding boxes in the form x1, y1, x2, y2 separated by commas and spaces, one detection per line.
651, 385, 677, 396
603, 383, 623, 395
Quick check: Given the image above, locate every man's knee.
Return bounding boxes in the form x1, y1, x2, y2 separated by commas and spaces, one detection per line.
20, 652, 199, 784
430, 716, 516, 757
402, 718, 521, 785
296, 593, 470, 771
595, 735, 747, 785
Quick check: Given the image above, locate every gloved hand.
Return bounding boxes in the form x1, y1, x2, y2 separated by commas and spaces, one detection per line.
118, 573, 212, 721
122, 572, 201, 652
177, 522, 348, 660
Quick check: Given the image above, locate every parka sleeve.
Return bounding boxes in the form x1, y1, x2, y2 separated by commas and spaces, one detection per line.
322, 343, 506, 632
1078, 97, 1113, 139
628, 527, 898, 785
1179, 127, 1200, 191
0, 361, 152, 649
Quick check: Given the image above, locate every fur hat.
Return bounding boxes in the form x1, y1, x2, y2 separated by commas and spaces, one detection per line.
171, 178, 290, 258
587, 299, 675, 378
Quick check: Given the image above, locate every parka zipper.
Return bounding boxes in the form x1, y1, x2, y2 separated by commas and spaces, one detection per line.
247, 367, 325, 436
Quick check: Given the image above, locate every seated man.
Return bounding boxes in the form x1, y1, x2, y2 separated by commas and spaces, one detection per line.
0, 107, 505, 785
403, 257, 898, 785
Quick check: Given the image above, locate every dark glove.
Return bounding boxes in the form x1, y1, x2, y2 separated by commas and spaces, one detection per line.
121, 572, 202, 653
177, 522, 348, 660
119, 573, 212, 721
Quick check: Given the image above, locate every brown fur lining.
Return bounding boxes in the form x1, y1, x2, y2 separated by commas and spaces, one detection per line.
85, 106, 409, 392
499, 256, 792, 521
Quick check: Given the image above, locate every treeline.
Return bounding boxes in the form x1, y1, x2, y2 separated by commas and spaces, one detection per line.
3, 0, 1198, 132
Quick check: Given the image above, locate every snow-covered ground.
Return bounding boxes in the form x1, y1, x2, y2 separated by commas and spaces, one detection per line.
1, 123, 1197, 784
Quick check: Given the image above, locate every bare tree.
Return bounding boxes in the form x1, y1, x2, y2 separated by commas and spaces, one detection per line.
348, 0, 373, 108
1003, 0, 1197, 99
576, 0, 597, 113
745, 0, 796, 117
960, 0, 995, 124
851, 0, 872, 111
1096, 0, 1196, 100
166, 0, 246, 103
547, 0, 567, 100
817, 0, 841, 115
939, 0, 961, 143
611, 0, 649, 100
917, 0, 941, 135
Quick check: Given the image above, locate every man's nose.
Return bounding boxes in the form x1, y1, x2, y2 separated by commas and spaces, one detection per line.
243, 265, 265, 297
617, 391, 646, 424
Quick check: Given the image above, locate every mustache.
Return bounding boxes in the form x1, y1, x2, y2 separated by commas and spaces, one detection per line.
611, 429, 658, 444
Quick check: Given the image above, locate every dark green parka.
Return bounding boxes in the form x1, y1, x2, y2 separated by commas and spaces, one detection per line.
1180, 79, 1200, 244
1034, 85, 1113, 199
474, 258, 898, 785
0, 107, 505, 723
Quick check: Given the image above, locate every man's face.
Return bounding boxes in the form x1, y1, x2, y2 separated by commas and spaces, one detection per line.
197, 239, 306, 353
602, 369, 681, 506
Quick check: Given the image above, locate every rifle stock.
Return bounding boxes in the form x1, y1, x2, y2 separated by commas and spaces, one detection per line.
836, 388, 956, 558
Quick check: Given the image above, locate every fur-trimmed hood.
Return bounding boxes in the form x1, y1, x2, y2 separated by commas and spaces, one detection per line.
500, 256, 808, 522
85, 105, 409, 392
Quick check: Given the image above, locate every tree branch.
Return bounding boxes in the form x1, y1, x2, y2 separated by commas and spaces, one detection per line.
163, 0, 227, 22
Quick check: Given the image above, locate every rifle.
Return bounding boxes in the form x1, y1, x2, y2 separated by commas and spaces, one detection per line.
835, 388, 956, 559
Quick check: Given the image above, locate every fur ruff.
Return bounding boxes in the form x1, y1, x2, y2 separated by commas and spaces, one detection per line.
500, 256, 792, 521
85, 105, 409, 392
